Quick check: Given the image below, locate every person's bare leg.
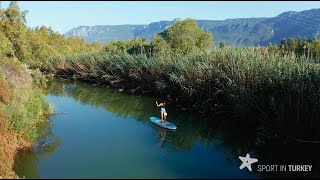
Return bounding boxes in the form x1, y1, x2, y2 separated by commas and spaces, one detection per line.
161, 113, 164, 123
164, 114, 167, 123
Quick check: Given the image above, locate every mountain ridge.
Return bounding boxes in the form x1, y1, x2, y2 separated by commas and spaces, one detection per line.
65, 8, 320, 46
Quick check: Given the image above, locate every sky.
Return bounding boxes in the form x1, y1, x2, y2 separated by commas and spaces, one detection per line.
2, 1, 320, 34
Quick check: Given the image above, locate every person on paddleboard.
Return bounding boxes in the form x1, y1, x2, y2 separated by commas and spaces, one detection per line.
156, 101, 167, 123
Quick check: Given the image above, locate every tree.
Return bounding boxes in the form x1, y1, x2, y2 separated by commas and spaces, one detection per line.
287, 38, 295, 52
0, 32, 13, 58
280, 38, 287, 49
0, 1, 28, 59
0, 1, 104, 70
150, 34, 171, 55
152, 18, 214, 54
220, 41, 227, 49
294, 37, 302, 55
267, 42, 274, 54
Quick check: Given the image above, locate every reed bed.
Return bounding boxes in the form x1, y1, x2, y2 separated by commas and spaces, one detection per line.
49, 47, 320, 141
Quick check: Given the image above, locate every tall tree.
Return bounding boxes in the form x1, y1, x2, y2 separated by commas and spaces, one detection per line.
152, 18, 214, 54
0, 1, 28, 59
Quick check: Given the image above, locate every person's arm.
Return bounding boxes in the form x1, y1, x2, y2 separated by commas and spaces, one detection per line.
155, 101, 162, 107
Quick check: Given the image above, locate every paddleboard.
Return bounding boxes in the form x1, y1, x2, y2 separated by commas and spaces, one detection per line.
149, 116, 177, 130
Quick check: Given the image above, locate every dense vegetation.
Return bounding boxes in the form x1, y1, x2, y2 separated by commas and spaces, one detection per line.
0, 58, 53, 178
102, 18, 213, 56
0, 2, 102, 178
50, 19, 320, 142
0, 2, 104, 71
51, 47, 320, 139
2, 1, 320, 177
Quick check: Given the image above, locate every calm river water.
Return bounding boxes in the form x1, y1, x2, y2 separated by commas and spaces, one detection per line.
13, 80, 320, 179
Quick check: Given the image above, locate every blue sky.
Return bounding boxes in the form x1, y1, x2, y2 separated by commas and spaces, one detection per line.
2, 1, 320, 34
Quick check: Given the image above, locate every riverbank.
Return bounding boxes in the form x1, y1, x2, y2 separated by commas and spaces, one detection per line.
48, 48, 320, 141
0, 58, 52, 178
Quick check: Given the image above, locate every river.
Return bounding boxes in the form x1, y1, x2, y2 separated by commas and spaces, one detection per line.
13, 80, 320, 179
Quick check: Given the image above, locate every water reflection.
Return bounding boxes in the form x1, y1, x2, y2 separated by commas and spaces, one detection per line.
46, 80, 220, 152
43, 80, 320, 177
13, 120, 61, 179
12, 79, 320, 178
159, 128, 167, 148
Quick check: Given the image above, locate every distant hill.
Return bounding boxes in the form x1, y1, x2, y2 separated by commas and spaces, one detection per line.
65, 8, 320, 47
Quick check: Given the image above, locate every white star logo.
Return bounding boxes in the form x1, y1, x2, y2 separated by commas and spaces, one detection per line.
239, 153, 258, 171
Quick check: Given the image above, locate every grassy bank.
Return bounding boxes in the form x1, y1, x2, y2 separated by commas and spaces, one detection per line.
48, 47, 320, 141
0, 58, 53, 178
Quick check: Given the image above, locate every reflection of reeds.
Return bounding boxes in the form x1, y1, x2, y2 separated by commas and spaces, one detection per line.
50, 48, 320, 140
47, 80, 217, 151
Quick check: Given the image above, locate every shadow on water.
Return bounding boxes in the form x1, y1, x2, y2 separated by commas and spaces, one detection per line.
13, 79, 320, 178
